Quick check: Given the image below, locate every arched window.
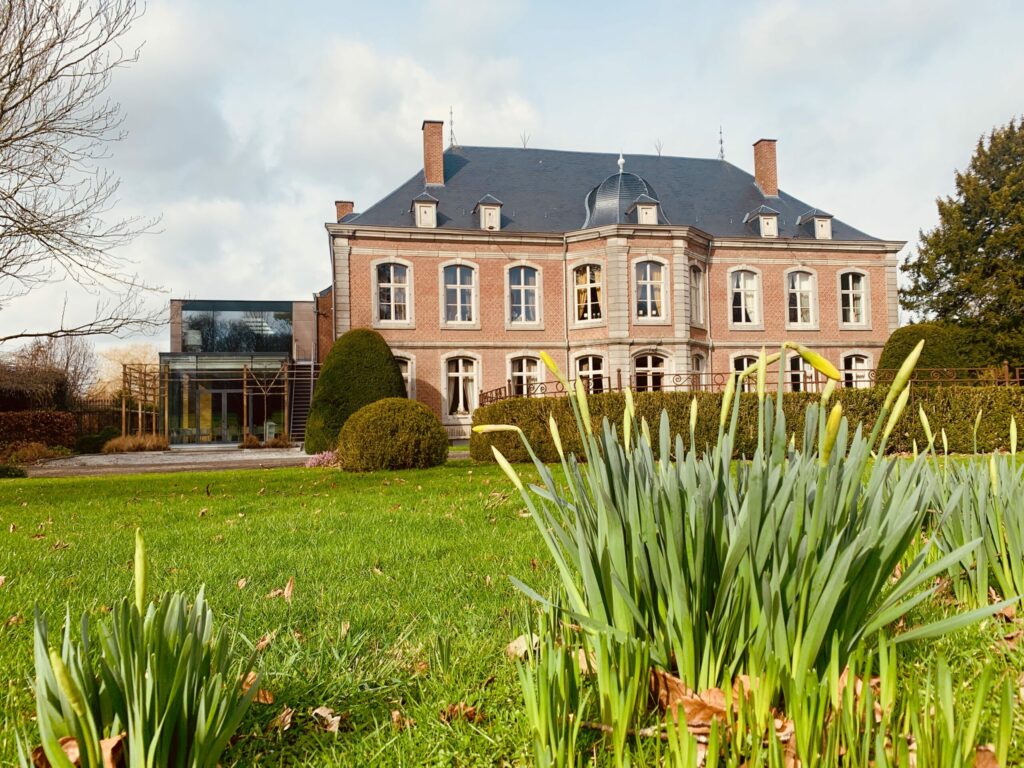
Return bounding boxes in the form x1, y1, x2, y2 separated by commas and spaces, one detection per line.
376, 263, 409, 322
691, 353, 706, 388
446, 357, 477, 416
731, 270, 760, 325
843, 354, 870, 389
840, 272, 867, 325
787, 270, 815, 326
574, 265, 602, 321
510, 356, 540, 396
576, 355, 605, 394
443, 264, 476, 323
395, 356, 414, 398
635, 260, 664, 319
690, 266, 704, 324
508, 266, 539, 324
634, 354, 665, 392
733, 355, 758, 392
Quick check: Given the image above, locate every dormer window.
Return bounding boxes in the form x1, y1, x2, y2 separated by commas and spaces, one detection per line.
744, 205, 780, 238
473, 194, 503, 231
412, 191, 438, 228
798, 209, 833, 240
627, 194, 659, 225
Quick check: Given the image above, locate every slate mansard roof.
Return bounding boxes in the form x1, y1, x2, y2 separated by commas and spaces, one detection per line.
347, 145, 877, 240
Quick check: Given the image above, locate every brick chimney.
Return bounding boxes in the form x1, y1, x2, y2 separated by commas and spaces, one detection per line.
753, 139, 778, 197
422, 119, 444, 186
334, 200, 354, 222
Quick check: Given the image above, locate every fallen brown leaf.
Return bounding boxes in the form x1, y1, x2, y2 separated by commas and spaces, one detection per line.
6, 613, 24, 627
0, 575, 6, 588
577, 648, 597, 676
391, 709, 414, 730
198, 507, 208, 517
975, 745, 999, 768
52, 540, 69, 550
8, 523, 15, 533
237, 577, 248, 589
241, 671, 274, 704
1001, 629, 1023, 649
340, 621, 351, 639
31, 533, 45, 540
268, 705, 293, 732
505, 633, 539, 660
292, 630, 305, 642
255, 630, 278, 652
372, 566, 384, 576
33, 733, 125, 768
283, 576, 295, 603
258, 486, 266, 496
440, 702, 484, 724
312, 705, 342, 732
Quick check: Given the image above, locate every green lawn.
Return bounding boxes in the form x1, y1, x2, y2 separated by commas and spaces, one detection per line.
1, 463, 1022, 765
0, 462, 556, 766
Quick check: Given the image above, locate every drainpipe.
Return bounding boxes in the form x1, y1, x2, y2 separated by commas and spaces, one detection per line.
561, 235, 570, 377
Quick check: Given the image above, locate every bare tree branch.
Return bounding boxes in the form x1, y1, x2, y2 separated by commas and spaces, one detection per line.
0, 0, 162, 344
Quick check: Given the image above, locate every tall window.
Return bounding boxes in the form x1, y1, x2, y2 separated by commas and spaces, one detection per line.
576, 355, 605, 394
634, 354, 665, 392
690, 266, 704, 324
395, 357, 414, 397
510, 356, 540, 396
787, 271, 814, 325
444, 265, 475, 323
789, 355, 809, 392
376, 263, 408, 322
691, 353, 706, 388
731, 270, 759, 325
635, 261, 664, 319
733, 355, 758, 392
574, 265, 602, 321
446, 357, 477, 416
509, 266, 538, 324
843, 354, 870, 389
840, 272, 866, 325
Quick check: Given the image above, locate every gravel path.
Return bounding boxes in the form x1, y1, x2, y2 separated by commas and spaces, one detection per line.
26, 448, 309, 478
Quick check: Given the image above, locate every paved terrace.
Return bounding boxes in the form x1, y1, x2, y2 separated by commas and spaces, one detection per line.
26, 446, 309, 478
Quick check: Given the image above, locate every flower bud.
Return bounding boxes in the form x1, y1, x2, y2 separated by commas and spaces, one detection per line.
787, 343, 841, 381
50, 648, 87, 720
820, 403, 842, 466
882, 385, 911, 445
539, 351, 569, 389
883, 339, 924, 410
548, 414, 564, 460
720, 372, 736, 429
575, 377, 592, 436
492, 447, 523, 491
1011, 416, 1017, 458
919, 406, 933, 446
756, 348, 767, 401
689, 396, 698, 436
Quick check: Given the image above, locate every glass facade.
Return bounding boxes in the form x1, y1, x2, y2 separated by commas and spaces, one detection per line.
180, 300, 293, 354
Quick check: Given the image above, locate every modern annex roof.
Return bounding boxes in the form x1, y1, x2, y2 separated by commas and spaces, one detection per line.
346, 145, 877, 240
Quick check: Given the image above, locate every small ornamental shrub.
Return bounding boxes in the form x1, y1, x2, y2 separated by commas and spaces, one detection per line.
337, 398, 447, 471
305, 450, 339, 468
878, 322, 995, 371
0, 464, 27, 478
74, 426, 119, 455
101, 434, 170, 453
263, 435, 293, 449
239, 433, 262, 449
0, 442, 70, 465
23, 530, 257, 768
304, 328, 406, 454
0, 411, 76, 448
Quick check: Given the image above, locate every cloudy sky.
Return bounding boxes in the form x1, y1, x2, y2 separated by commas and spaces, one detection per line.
4, 0, 1024, 350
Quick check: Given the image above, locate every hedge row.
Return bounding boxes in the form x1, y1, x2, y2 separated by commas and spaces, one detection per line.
469, 386, 1024, 463
0, 410, 77, 448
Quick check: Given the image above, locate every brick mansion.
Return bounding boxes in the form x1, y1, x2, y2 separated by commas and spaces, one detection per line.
319, 120, 902, 438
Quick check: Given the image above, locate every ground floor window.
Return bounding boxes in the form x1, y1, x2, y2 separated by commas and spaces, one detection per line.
446, 357, 477, 417
691, 353, 706, 388
576, 355, 605, 393
843, 354, 871, 388
510, 356, 540, 396
395, 356, 414, 398
733, 355, 758, 392
634, 354, 665, 392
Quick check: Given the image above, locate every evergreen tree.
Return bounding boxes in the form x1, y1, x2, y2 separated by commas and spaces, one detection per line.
902, 118, 1024, 358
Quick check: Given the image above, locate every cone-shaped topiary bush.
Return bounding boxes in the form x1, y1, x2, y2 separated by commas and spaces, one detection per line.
338, 398, 448, 471
304, 328, 406, 454
878, 322, 993, 371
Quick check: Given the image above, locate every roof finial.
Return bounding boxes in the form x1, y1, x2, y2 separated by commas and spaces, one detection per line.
718, 126, 725, 160
617, 153, 625, 174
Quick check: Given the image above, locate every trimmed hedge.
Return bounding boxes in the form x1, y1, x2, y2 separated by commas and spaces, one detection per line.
74, 426, 119, 455
338, 398, 448, 472
878, 323, 996, 371
304, 328, 407, 454
0, 410, 76, 448
470, 386, 1024, 462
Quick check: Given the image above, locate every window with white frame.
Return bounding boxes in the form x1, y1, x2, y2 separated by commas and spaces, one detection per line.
733, 355, 758, 392
395, 356, 414, 397
634, 354, 665, 392
446, 357, 477, 417
635, 260, 664, 319
843, 354, 870, 389
443, 264, 475, 323
731, 270, 760, 325
574, 264, 602, 321
376, 263, 409, 322
509, 266, 538, 324
510, 356, 540, 396
840, 272, 866, 325
576, 355, 605, 394
690, 266, 704, 324
787, 271, 815, 326
691, 353, 706, 388
789, 355, 809, 392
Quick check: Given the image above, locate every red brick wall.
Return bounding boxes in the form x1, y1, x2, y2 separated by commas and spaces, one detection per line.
422, 121, 444, 185
315, 290, 334, 363
753, 140, 778, 196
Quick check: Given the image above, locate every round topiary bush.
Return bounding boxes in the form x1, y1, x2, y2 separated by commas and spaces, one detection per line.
337, 398, 448, 471
879, 322, 995, 371
304, 328, 407, 454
